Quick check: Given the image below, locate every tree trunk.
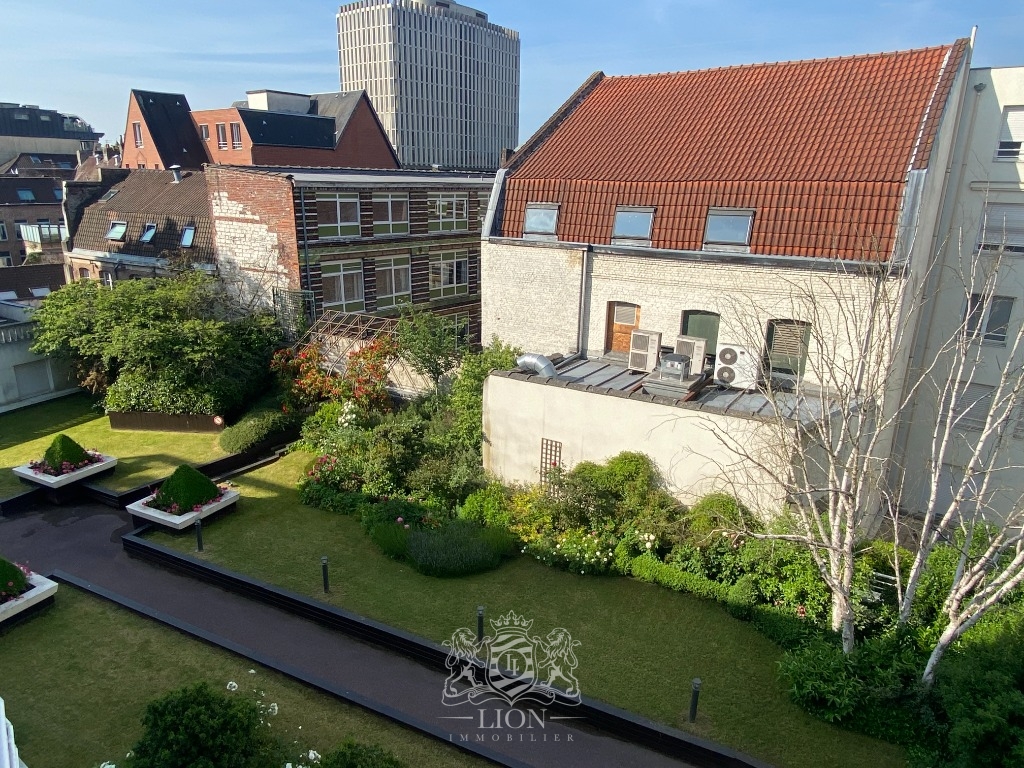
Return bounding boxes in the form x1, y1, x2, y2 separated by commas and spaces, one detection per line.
922, 621, 960, 685
831, 592, 856, 654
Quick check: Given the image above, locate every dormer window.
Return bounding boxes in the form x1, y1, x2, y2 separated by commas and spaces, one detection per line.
523, 203, 558, 241
105, 221, 128, 241
703, 208, 754, 252
996, 107, 1024, 161
180, 226, 196, 248
139, 223, 157, 244
611, 206, 654, 246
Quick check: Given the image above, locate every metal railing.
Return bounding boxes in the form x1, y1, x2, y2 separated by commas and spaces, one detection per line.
0, 323, 33, 345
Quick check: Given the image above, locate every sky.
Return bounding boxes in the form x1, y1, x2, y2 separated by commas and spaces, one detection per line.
2, 0, 1021, 148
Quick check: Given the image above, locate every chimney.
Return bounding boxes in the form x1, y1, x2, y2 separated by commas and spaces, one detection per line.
170, 165, 182, 183
102, 144, 109, 161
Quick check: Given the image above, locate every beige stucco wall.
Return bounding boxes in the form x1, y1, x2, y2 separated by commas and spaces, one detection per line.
483, 373, 795, 517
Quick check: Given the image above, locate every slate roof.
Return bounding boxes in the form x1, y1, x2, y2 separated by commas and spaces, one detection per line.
0, 263, 66, 299
0, 153, 77, 177
500, 40, 969, 262
70, 169, 214, 264
131, 90, 208, 169
0, 176, 64, 206
237, 109, 336, 149
0, 104, 100, 141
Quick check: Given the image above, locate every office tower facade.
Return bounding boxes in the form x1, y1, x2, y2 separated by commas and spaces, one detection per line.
337, 0, 519, 171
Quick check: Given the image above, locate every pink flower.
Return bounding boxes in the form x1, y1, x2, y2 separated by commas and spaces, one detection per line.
396, 516, 404, 524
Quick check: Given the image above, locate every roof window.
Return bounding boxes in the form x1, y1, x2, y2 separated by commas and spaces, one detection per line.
53, 188, 62, 201
611, 206, 654, 246
524, 203, 558, 241
99, 188, 119, 202
139, 223, 157, 244
703, 208, 754, 252
16, 189, 35, 202
105, 221, 128, 241
180, 226, 196, 248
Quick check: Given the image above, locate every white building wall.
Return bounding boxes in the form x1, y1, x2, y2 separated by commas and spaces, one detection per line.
337, 0, 520, 171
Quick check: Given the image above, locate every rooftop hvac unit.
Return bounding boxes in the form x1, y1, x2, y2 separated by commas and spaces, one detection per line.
675, 335, 707, 373
714, 344, 759, 390
628, 329, 662, 372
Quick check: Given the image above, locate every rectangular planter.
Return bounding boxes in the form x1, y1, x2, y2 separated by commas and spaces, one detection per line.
126, 489, 239, 531
108, 412, 225, 433
0, 572, 58, 629
11, 455, 117, 490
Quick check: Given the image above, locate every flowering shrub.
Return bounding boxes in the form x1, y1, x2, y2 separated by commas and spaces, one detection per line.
526, 527, 618, 575
29, 433, 104, 477
338, 335, 398, 415
272, 344, 341, 411
304, 454, 364, 493
0, 558, 30, 604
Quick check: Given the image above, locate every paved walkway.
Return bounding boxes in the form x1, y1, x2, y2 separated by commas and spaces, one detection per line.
1, 500, 700, 768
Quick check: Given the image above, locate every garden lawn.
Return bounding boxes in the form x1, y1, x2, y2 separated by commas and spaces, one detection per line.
149, 451, 907, 768
0, 586, 486, 768
0, 393, 225, 499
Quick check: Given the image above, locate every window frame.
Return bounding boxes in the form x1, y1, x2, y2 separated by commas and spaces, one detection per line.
680, 310, 721, 362
199, 124, 210, 141
0, 222, 7, 241
139, 223, 158, 244
132, 121, 143, 148
427, 192, 469, 232
52, 188, 62, 201
230, 122, 243, 150
765, 319, 811, 379
16, 189, 35, 202
104, 221, 128, 241
996, 106, 1024, 162
964, 293, 1014, 345
979, 202, 1024, 254
429, 251, 470, 299
611, 206, 655, 246
99, 270, 114, 288
372, 193, 410, 236
216, 123, 228, 150
316, 192, 361, 239
703, 208, 755, 252
321, 259, 365, 312
180, 226, 196, 248
374, 255, 412, 308
523, 202, 559, 241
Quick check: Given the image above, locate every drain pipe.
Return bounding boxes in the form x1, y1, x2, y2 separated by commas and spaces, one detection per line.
576, 246, 590, 356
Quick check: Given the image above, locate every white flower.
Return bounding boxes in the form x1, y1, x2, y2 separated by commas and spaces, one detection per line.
226, 681, 239, 691
100, 762, 116, 768
308, 749, 321, 761
268, 702, 279, 715
249, 669, 257, 674
646, 542, 653, 549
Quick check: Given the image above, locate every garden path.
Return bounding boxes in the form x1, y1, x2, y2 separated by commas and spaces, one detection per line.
0, 501, 702, 768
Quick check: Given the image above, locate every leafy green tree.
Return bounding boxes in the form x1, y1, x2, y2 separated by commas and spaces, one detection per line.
395, 306, 464, 389
446, 336, 521, 453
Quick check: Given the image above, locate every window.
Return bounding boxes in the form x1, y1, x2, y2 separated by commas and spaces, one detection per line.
372, 193, 409, 235
200, 124, 210, 141
996, 107, 1024, 161
29, 156, 40, 164
78, 267, 90, 280
29, 287, 50, 297
16, 189, 35, 202
316, 192, 360, 238
681, 310, 721, 362
965, 294, 1014, 344
104, 221, 127, 241
427, 192, 468, 232
765, 319, 811, 378
216, 123, 227, 150
0, 223, 6, 241
979, 203, 1024, 253
704, 208, 754, 251
523, 203, 558, 240
611, 206, 654, 246
230, 122, 243, 150
374, 256, 411, 308
180, 226, 195, 248
138, 163, 146, 169
13, 112, 28, 121
13, 220, 25, 238
57, 162, 72, 170
947, 382, 996, 432
133, 121, 143, 148
321, 260, 365, 311
139, 223, 157, 244
99, 270, 114, 288
446, 312, 470, 351
0, 254, 12, 267
99, 188, 119, 202
429, 251, 469, 298
53, 188, 62, 201
38, 115, 50, 122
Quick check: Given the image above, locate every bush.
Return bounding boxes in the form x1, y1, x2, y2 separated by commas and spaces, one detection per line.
219, 407, 297, 454
406, 519, 508, 577
685, 492, 753, 542
321, 739, 406, 768
360, 498, 430, 533
778, 639, 862, 722
105, 369, 242, 416
727, 574, 758, 619
750, 604, 826, 650
43, 433, 90, 469
628, 553, 731, 602
0, 558, 29, 603
371, 522, 410, 560
299, 482, 369, 515
526, 527, 618, 575
405, 449, 484, 508
152, 464, 220, 513
128, 682, 278, 768
505, 486, 558, 543
458, 483, 513, 528
298, 401, 361, 453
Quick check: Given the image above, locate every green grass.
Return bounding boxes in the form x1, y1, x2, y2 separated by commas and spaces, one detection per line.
150, 451, 907, 768
0, 393, 225, 499
0, 586, 487, 768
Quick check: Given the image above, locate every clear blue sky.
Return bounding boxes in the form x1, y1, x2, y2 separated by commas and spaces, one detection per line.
2, 1, 1021, 148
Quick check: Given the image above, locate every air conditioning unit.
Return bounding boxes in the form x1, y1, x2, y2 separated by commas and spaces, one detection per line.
675, 335, 707, 374
628, 329, 662, 372
714, 344, 759, 390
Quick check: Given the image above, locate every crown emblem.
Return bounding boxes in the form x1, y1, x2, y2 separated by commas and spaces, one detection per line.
489, 610, 533, 632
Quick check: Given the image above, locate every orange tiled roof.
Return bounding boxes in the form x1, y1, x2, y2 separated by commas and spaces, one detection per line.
501, 39, 969, 261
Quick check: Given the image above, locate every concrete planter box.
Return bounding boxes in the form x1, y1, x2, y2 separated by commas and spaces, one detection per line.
0, 572, 58, 630
11, 455, 117, 489
126, 489, 239, 530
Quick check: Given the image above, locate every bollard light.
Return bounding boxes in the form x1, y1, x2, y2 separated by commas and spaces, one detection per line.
477, 605, 485, 643
689, 677, 702, 723
321, 556, 330, 593
195, 518, 204, 552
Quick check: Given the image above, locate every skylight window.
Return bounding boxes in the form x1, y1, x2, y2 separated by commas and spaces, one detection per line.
29, 156, 40, 164
105, 221, 127, 241
16, 189, 35, 202
611, 206, 655, 246
139, 223, 157, 244
180, 226, 196, 248
99, 188, 119, 202
703, 208, 754, 251
524, 203, 558, 241
53, 188, 62, 201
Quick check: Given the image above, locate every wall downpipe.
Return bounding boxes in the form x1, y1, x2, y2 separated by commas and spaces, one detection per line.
576, 246, 590, 356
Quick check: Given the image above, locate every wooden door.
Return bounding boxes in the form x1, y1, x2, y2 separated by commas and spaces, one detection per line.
606, 301, 640, 353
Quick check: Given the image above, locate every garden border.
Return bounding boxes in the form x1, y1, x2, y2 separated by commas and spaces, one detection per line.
48, 571, 530, 768
121, 532, 773, 768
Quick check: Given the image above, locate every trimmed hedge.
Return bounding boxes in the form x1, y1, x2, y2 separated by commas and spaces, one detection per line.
218, 407, 297, 454
298, 482, 369, 515
321, 739, 407, 768
628, 553, 731, 602
152, 464, 219, 512
0, 558, 29, 603
43, 433, 90, 469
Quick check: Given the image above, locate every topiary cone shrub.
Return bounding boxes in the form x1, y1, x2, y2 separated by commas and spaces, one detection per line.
29, 433, 103, 477
0, 557, 30, 604
150, 464, 221, 514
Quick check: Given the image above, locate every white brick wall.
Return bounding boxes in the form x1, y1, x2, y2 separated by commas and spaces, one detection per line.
211, 191, 291, 311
